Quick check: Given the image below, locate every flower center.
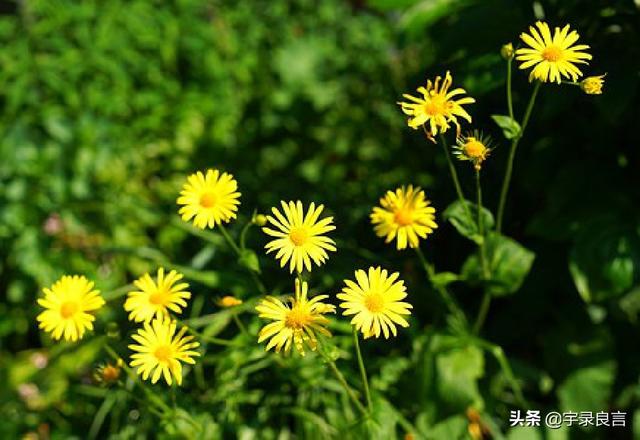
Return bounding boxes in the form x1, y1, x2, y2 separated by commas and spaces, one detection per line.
364, 293, 385, 313
149, 289, 169, 305
60, 301, 79, 319
199, 192, 217, 208
542, 45, 562, 62
154, 345, 173, 363
394, 208, 413, 226
424, 96, 447, 116
289, 227, 308, 246
285, 307, 311, 329
464, 139, 487, 159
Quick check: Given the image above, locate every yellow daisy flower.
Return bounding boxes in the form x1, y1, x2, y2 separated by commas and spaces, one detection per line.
453, 131, 493, 170
398, 71, 475, 140
256, 278, 335, 356
370, 185, 438, 250
177, 169, 241, 229
337, 267, 412, 339
515, 21, 592, 83
37, 275, 105, 342
581, 74, 605, 95
129, 317, 200, 386
124, 267, 190, 323
263, 201, 337, 273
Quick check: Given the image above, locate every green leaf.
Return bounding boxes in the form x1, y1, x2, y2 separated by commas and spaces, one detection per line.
462, 233, 535, 296
443, 199, 495, 244
238, 249, 261, 274
557, 361, 616, 413
436, 344, 484, 410
430, 271, 459, 289
569, 217, 640, 302
491, 114, 521, 139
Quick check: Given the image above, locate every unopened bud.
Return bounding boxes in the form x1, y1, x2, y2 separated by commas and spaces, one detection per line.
501, 42, 514, 60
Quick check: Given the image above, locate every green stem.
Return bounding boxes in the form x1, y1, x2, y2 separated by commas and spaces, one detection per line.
475, 168, 490, 279
102, 284, 135, 301
219, 224, 267, 295
473, 293, 492, 334
496, 81, 541, 232
187, 327, 238, 347
352, 329, 373, 412
232, 313, 249, 336
506, 57, 514, 120
319, 351, 368, 417
473, 338, 527, 408
437, 133, 472, 222
415, 247, 466, 323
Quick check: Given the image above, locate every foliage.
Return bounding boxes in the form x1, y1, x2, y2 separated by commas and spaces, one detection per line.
1, 0, 639, 439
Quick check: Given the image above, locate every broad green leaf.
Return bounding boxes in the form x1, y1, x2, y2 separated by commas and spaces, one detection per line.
462, 233, 535, 296
618, 287, 640, 323
491, 114, 521, 139
557, 361, 616, 413
427, 415, 468, 440
569, 218, 640, 302
436, 345, 484, 410
443, 199, 495, 244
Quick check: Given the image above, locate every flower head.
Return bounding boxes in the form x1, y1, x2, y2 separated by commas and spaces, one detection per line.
516, 21, 592, 83
94, 359, 123, 386
124, 268, 191, 323
453, 131, 493, 170
129, 317, 200, 386
256, 279, 335, 355
337, 267, 412, 339
263, 201, 336, 273
217, 295, 243, 308
177, 169, 241, 229
371, 185, 438, 250
501, 43, 514, 60
37, 275, 105, 342
398, 71, 475, 140
581, 74, 605, 95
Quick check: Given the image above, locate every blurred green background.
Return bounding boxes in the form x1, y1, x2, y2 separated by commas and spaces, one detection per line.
1, 0, 639, 438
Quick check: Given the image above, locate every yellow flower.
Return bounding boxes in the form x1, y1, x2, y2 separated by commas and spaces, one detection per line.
370, 185, 438, 250
124, 268, 191, 323
581, 74, 605, 95
398, 71, 475, 140
177, 169, 241, 229
37, 275, 105, 342
129, 317, 200, 386
453, 131, 493, 170
217, 295, 243, 308
337, 267, 412, 339
515, 21, 592, 83
256, 278, 335, 355
94, 359, 123, 386
263, 201, 336, 273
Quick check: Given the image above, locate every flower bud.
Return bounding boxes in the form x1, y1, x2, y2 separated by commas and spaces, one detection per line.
580, 74, 606, 95
252, 214, 267, 226
501, 42, 514, 60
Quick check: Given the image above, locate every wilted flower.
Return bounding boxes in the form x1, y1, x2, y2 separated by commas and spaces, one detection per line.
453, 131, 493, 170
581, 74, 606, 94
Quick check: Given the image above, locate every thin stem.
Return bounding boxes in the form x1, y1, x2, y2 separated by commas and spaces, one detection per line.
218, 223, 242, 255
187, 327, 238, 347
473, 293, 492, 334
475, 168, 490, 279
219, 224, 267, 295
319, 351, 368, 416
473, 338, 527, 408
437, 133, 472, 222
232, 313, 249, 336
415, 247, 466, 323
496, 81, 541, 232
506, 57, 514, 120
352, 329, 373, 412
